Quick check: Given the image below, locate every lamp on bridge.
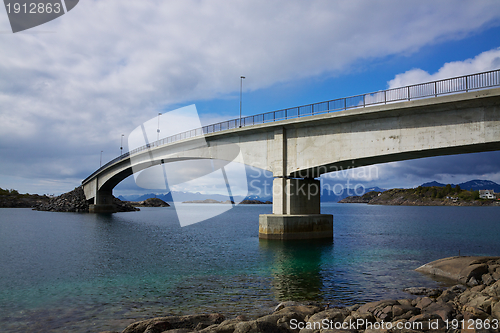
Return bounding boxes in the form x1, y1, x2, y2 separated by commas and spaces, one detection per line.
157, 113, 162, 142
240, 76, 245, 128
100, 150, 103, 167
120, 134, 124, 156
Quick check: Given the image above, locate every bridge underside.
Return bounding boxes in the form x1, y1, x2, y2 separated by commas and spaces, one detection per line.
290, 141, 500, 178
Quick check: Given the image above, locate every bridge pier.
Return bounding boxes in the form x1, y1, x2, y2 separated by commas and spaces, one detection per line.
89, 189, 117, 213
259, 178, 333, 240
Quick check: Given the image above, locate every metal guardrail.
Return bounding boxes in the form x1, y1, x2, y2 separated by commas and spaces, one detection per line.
83, 68, 500, 184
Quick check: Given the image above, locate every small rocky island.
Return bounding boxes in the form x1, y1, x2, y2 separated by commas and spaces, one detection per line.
183, 198, 234, 204
182, 199, 272, 204
129, 197, 170, 207
340, 185, 500, 206
109, 256, 500, 333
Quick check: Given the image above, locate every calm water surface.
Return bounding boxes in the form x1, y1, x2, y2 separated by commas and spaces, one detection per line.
0, 203, 499, 332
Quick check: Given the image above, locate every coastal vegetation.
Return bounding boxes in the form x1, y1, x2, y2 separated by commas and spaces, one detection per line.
0, 187, 49, 208
339, 185, 498, 206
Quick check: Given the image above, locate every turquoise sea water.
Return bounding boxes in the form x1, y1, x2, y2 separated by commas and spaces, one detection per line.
0, 203, 499, 332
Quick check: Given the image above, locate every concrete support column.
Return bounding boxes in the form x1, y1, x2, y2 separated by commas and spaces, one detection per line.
260, 178, 333, 240
272, 178, 321, 215
272, 177, 287, 214
89, 187, 116, 213
95, 189, 113, 205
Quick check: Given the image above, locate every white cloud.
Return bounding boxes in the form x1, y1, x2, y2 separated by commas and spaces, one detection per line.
378, 47, 500, 189
1, 0, 500, 193
388, 47, 500, 88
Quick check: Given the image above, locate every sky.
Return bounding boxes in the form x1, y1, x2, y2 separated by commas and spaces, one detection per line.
1, 0, 500, 197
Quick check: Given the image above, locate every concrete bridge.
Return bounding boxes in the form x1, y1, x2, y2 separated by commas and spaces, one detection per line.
82, 70, 500, 239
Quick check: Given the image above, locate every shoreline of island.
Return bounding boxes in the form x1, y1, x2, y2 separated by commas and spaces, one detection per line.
181, 198, 272, 204
4, 183, 500, 210
0, 187, 275, 210
339, 187, 500, 207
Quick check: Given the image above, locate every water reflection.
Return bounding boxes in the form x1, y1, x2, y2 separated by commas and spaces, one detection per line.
259, 239, 333, 301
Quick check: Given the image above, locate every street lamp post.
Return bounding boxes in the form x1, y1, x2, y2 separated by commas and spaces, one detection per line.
120, 134, 124, 156
100, 150, 103, 167
239, 76, 245, 127
157, 112, 162, 142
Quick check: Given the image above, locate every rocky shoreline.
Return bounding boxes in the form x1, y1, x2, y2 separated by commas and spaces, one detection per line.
182, 199, 272, 204
99, 256, 500, 333
34, 186, 139, 212
340, 189, 500, 206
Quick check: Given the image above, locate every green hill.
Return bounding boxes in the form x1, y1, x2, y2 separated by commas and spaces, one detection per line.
340, 185, 499, 206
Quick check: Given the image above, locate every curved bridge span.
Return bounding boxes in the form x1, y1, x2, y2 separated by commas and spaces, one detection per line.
83, 73, 500, 239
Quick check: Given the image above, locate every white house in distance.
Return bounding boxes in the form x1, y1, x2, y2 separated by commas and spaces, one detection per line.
479, 190, 496, 199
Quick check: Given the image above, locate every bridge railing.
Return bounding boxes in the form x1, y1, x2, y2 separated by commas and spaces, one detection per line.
83, 68, 500, 183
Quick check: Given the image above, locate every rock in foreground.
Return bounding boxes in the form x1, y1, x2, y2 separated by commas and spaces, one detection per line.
416, 256, 500, 286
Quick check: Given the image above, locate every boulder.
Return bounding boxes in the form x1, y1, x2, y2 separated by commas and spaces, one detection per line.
122, 317, 172, 333
483, 273, 495, 286
403, 287, 442, 297
437, 285, 466, 303
357, 300, 398, 316
483, 280, 500, 297
408, 313, 443, 331
397, 299, 414, 307
421, 301, 455, 321
458, 290, 482, 305
461, 307, 489, 320
471, 285, 486, 293
196, 318, 245, 333
467, 276, 480, 287
235, 305, 321, 333
415, 256, 499, 282
460, 264, 491, 284
464, 295, 498, 315
488, 265, 500, 274
273, 301, 299, 312
298, 309, 349, 333
122, 314, 225, 333
415, 297, 434, 310
391, 303, 420, 322
492, 301, 500, 320
233, 320, 288, 333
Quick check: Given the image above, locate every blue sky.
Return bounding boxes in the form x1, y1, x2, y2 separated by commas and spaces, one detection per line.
1, 1, 500, 196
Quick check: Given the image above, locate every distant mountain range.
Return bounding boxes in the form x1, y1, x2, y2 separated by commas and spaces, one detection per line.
117, 186, 386, 203
420, 179, 500, 193
117, 181, 498, 203
118, 192, 247, 203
